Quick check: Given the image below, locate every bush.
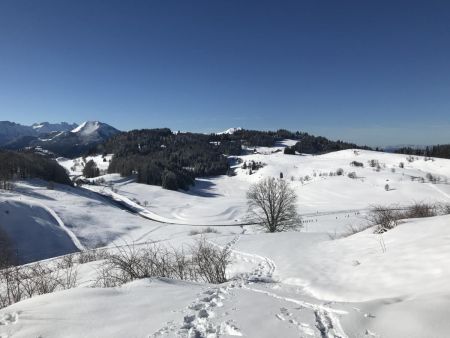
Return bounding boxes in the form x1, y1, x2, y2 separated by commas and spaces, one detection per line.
368, 159, 379, 168
0, 257, 79, 309
95, 238, 231, 287
403, 202, 437, 218
347, 172, 357, 179
189, 227, 219, 236
350, 161, 364, 167
336, 168, 344, 176
368, 206, 400, 233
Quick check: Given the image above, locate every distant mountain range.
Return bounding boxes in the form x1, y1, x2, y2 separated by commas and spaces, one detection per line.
0, 121, 120, 157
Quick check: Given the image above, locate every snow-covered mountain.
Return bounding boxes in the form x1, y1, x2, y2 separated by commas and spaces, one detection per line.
216, 127, 242, 135
32, 122, 78, 134
0, 121, 79, 146
0, 121, 36, 145
0, 120, 120, 157
70, 121, 119, 142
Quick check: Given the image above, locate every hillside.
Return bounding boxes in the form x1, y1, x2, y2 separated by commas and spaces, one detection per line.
1, 143, 450, 337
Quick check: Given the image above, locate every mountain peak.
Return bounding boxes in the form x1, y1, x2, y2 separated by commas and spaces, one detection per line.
71, 121, 120, 139
217, 127, 242, 135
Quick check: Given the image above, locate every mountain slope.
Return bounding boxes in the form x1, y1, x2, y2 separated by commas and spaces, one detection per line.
1, 121, 120, 158
32, 122, 78, 134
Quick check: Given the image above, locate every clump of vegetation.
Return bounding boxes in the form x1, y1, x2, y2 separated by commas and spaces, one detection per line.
189, 227, 220, 236
350, 161, 364, 167
368, 202, 449, 233
96, 238, 231, 287
0, 254, 79, 309
347, 172, 357, 179
83, 159, 100, 178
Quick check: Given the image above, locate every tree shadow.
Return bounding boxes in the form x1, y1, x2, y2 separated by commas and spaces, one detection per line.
184, 179, 221, 198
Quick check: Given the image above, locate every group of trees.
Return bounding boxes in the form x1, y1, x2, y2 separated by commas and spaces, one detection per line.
0, 150, 72, 186
395, 145, 450, 160
284, 134, 371, 155
103, 129, 230, 190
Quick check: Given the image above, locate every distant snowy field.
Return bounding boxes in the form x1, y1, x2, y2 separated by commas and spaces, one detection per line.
1, 144, 450, 337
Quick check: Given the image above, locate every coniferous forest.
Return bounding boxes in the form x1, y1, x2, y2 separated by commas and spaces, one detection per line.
0, 150, 72, 186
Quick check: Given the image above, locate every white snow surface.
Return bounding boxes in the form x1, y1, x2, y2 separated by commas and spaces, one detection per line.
2, 148, 450, 337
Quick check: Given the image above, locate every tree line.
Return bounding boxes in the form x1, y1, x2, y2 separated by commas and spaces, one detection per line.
394, 145, 450, 159
283, 133, 371, 155
0, 150, 72, 186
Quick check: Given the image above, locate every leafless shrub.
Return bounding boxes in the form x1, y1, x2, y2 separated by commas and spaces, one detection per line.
189, 227, 219, 236
368, 206, 401, 233
95, 239, 231, 287
404, 202, 437, 218
76, 248, 108, 264
0, 257, 79, 309
191, 238, 231, 284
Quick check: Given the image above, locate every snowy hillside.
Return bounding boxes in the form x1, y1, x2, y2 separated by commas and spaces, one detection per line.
2, 146, 450, 337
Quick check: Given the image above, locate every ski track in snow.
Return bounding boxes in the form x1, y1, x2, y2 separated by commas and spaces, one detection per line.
428, 183, 450, 200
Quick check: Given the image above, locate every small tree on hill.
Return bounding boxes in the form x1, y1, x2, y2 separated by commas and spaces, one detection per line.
247, 177, 301, 232
83, 160, 100, 178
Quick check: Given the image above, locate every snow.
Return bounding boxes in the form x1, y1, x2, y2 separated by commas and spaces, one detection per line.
2, 148, 450, 337
0, 198, 79, 263
216, 127, 242, 135
58, 154, 113, 176
71, 121, 118, 138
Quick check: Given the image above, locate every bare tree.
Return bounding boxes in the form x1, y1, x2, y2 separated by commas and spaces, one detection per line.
247, 177, 301, 232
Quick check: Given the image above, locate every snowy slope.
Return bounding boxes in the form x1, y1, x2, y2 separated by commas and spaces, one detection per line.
79, 148, 450, 233
2, 147, 450, 337
0, 198, 80, 263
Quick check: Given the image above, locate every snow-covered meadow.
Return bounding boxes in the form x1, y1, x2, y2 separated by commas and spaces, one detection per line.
1, 144, 450, 337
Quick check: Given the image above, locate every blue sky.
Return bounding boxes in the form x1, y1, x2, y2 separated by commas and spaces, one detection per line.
0, 0, 449, 146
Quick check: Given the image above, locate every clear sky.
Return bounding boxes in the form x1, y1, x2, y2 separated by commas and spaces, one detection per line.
0, 0, 449, 146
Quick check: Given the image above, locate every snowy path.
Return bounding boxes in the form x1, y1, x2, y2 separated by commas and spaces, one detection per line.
152, 236, 349, 338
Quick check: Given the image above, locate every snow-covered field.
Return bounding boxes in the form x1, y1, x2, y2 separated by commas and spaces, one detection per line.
1, 146, 450, 337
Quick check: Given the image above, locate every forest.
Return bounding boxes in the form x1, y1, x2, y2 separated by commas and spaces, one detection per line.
394, 145, 450, 159
0, 150, 72, 187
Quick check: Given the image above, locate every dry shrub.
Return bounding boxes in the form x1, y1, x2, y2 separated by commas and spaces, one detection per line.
0, 255, 79, 309
95, 238, 231, 288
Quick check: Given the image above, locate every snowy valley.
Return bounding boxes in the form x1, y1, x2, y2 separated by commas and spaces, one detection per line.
1, 136, 450, 338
